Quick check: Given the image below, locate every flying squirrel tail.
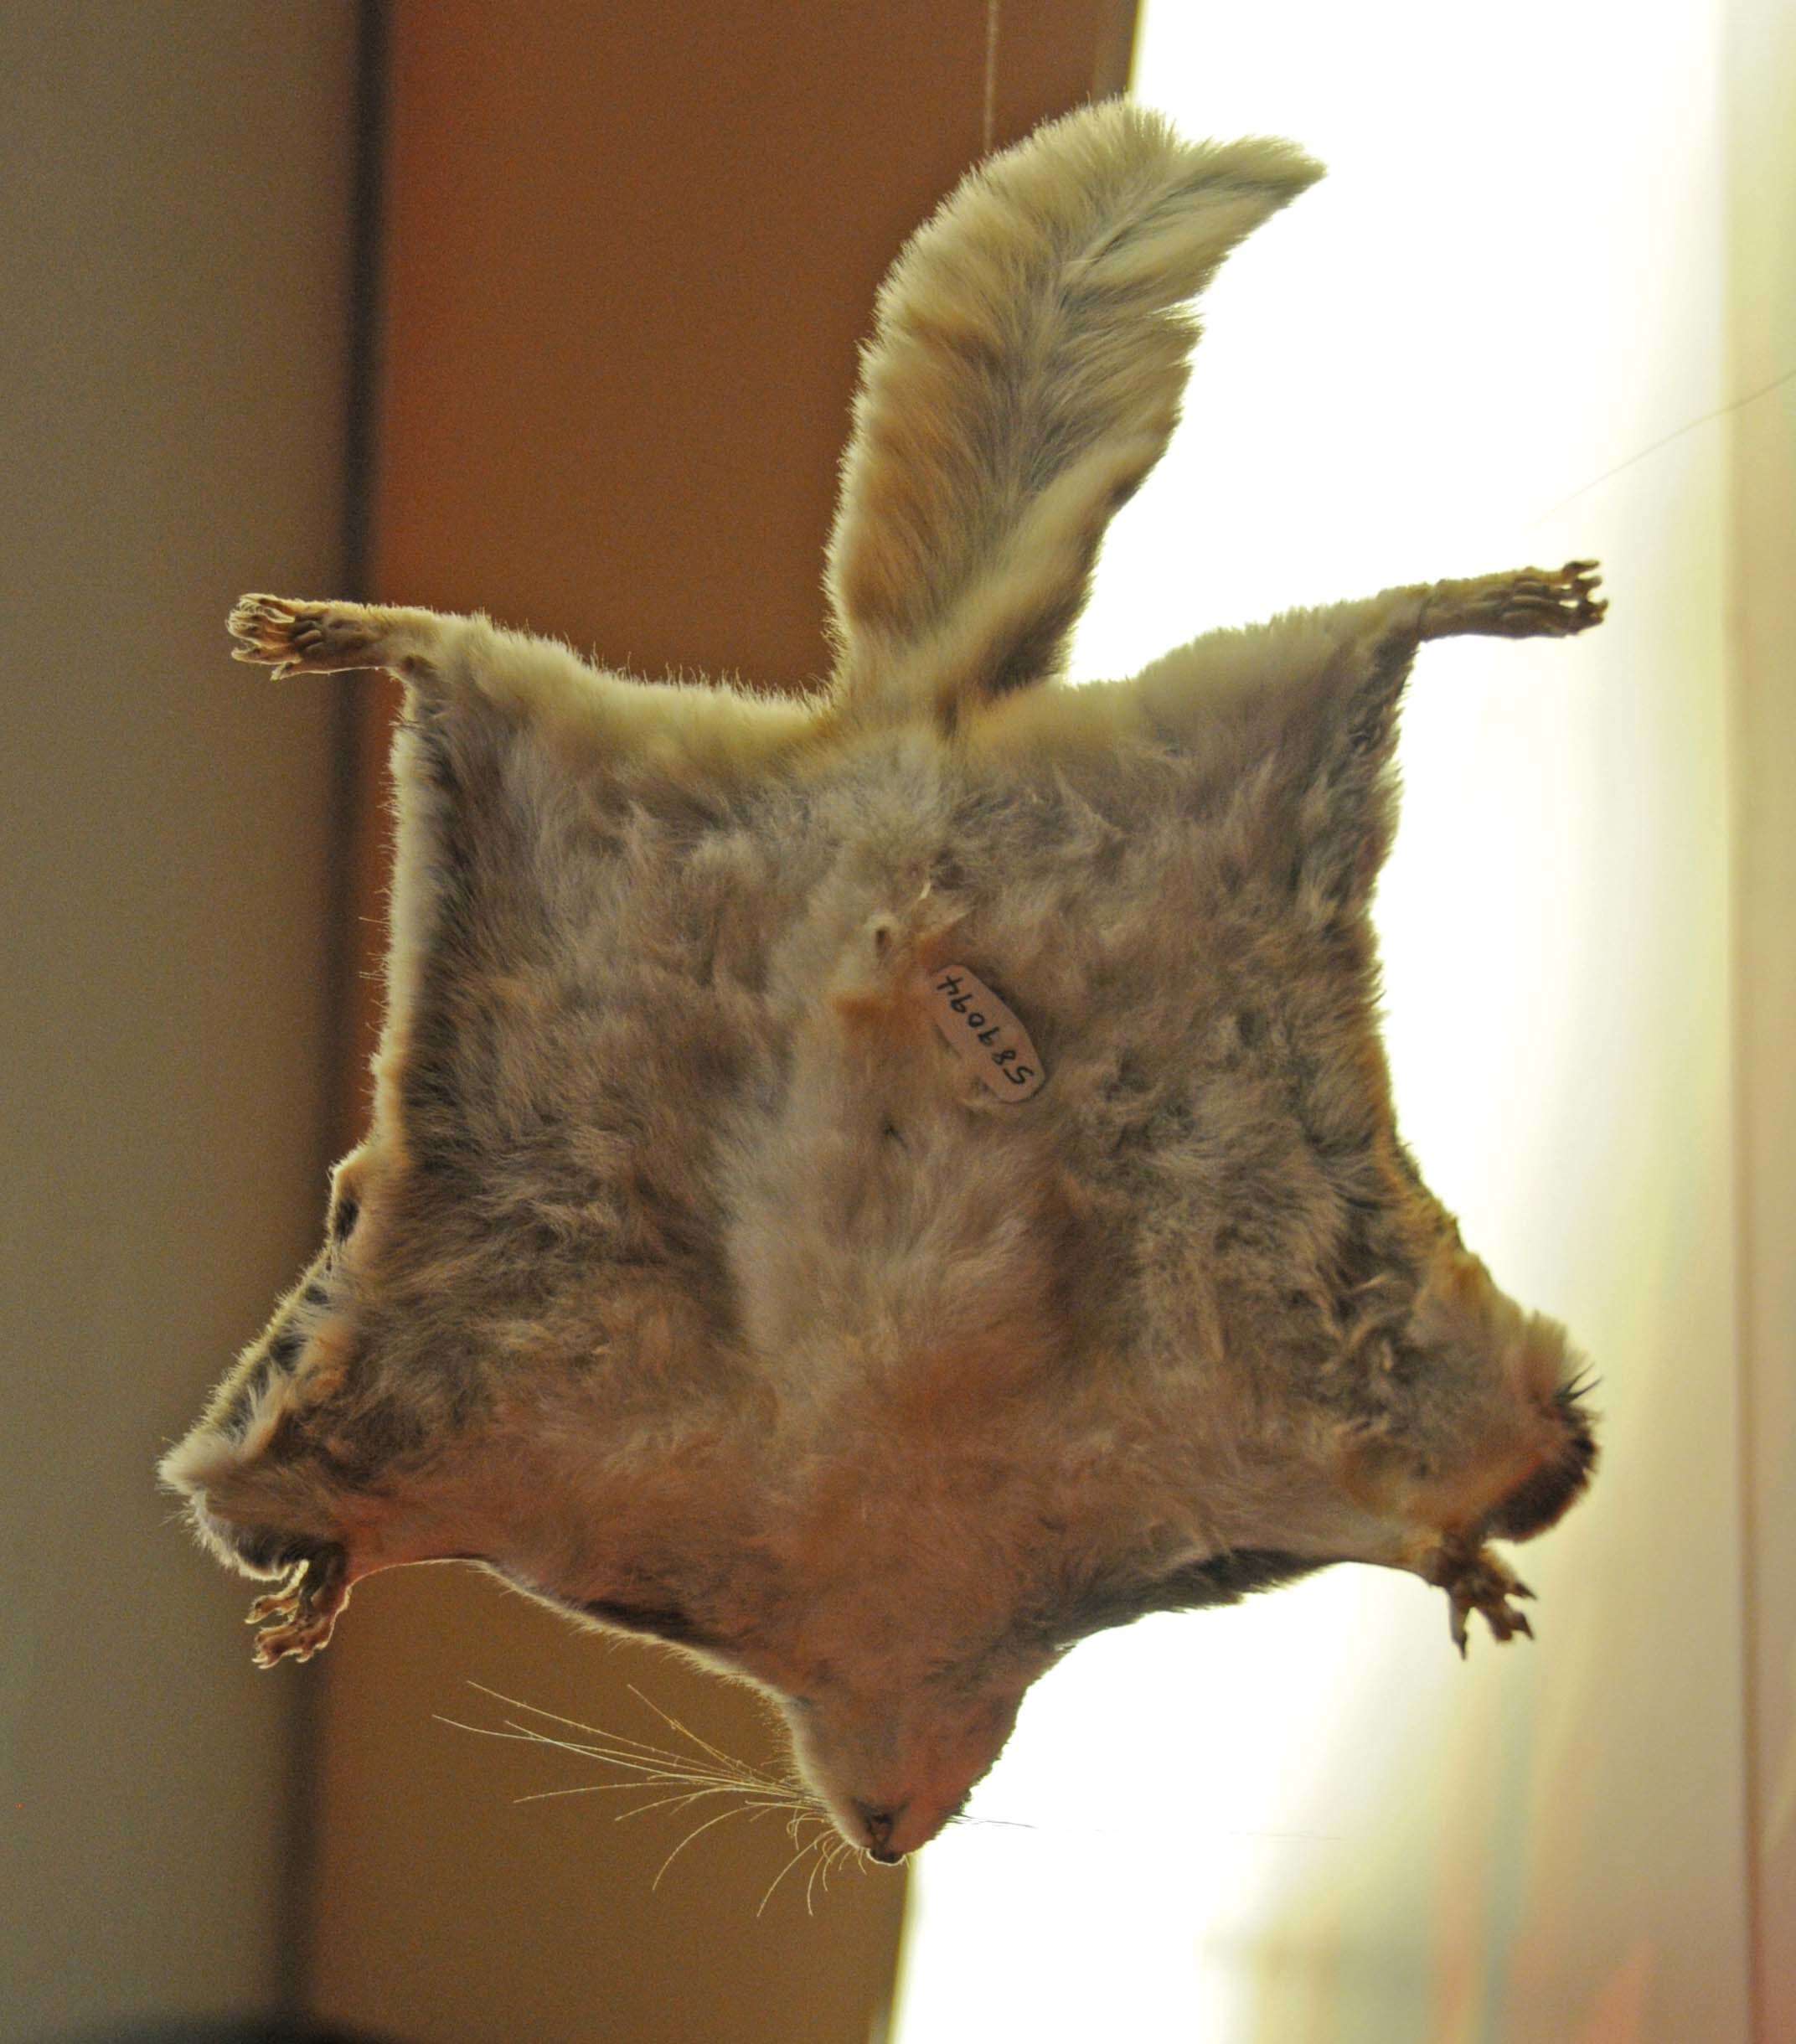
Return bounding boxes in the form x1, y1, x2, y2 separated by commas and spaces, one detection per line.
824, 100, 1322, 733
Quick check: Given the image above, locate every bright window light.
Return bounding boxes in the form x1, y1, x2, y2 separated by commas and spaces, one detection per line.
890, 4, 1740, 2039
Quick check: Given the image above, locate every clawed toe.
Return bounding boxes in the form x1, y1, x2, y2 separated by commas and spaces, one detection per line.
1450, 1590, 1532, 1655
242, 1551, 349, 1667
1535, 560, 1605, 630
250, 1614, 336, 1669
1498, 561, 1606, 635
228, 595, 299, 668
244, 1558, 308, 1628
1424, 1542, 1537, 1657
1422, 560, 1608, 643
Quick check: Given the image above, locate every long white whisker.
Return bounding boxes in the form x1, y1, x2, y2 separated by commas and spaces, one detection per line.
447, 1680, 841, 1905
508, 1780, 697, 1804
448, 1711, 725, 1780
463, 1682, 723, 1773
493, 1719, 739, 1783
511, 1745, 725, 1788
805, 1830, 834, 1915
519, 1782, 707, 1815
613, 1783, 764, 1825
653, 1802, 746, 1890
510, 1721, 732, 1774
626, 1683, 788, 1789
449, 1711, 803, 1816
461, 1680, 824, 1810
434, 1713, 561, 1746
505, 1763, 818, 1828
756, 1830, 826, 1918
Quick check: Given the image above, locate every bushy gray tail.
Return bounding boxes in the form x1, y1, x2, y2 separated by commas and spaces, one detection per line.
825, 101, 1322, 730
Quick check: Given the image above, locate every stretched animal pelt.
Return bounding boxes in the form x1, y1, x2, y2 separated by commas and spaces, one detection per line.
163, 102, 1602, 1862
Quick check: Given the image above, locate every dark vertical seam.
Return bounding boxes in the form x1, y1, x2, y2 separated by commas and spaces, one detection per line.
282, 0, 390, 2024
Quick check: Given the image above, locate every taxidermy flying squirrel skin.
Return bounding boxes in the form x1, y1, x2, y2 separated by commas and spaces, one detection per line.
163, 102, 1602, 1863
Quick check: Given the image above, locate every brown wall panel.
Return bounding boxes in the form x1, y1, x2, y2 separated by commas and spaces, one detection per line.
3, 4, 357, 2035
313, 8, 1133, 2041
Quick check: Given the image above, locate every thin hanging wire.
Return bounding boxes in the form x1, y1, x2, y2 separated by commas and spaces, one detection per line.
983, 0, 1001, 157
1521, 363, 1796, 534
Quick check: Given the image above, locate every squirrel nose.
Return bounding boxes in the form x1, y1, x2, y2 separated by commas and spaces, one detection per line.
854, 1800, 908, 1862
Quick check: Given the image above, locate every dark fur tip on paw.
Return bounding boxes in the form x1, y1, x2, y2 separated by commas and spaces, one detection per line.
1489, 1400, 1598, 1541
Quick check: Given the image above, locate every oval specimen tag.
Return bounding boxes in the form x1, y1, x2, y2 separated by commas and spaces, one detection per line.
922, 965, 1046, 1102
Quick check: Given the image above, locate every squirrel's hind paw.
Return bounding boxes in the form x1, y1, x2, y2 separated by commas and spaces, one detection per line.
1423, 1541, 1535, 1657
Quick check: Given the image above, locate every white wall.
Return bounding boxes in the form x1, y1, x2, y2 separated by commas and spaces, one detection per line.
0, 6, 356, 2036
895, 3, 1781, 2038
1727, 2, 1796, 2036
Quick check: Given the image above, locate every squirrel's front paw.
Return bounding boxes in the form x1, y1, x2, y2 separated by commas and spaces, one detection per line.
229, 596, 384, 680
245, 1547, 349, 1667
1423, 561, 1607, 642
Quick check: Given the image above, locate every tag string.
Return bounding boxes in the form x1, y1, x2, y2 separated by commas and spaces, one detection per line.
1522, 364, 1794, 534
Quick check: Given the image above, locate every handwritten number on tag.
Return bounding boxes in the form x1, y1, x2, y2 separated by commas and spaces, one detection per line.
924, 968, 1046, 1102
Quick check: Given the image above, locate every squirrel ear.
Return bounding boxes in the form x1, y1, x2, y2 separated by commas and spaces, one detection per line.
824, 102, 1320, 732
